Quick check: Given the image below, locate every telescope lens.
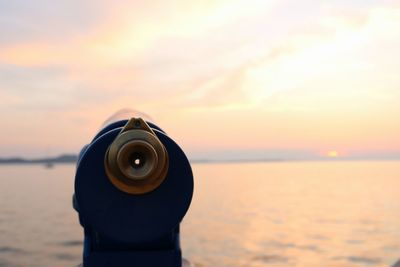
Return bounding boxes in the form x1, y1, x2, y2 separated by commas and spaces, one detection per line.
117, 140, 158, 181
131, 152, 145, 169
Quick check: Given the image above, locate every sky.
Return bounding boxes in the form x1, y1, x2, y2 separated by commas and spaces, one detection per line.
0, 0, 399, 160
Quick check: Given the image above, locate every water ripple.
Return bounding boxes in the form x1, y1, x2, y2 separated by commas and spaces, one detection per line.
0, 246, 25, 254
347, 256, 382, 264
53, 252, 80, 261
59, 240, 83, 247
251, 254, 289, 263
333, 256, 382, 265
264, 240, 296, 248
296, 244, 323, 253
263, 240, 322, 253
346, 239, 364, 244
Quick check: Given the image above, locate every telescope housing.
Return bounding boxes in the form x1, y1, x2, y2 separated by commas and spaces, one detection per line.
73, 110, 194, 267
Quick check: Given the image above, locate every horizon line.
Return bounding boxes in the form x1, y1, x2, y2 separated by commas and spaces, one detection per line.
0, 153, 399, 165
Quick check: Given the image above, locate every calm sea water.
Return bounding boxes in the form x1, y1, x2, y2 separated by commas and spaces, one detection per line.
0, 162, 399, 267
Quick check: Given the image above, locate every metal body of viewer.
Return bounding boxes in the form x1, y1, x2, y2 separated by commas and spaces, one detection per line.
73, 110, 194, 267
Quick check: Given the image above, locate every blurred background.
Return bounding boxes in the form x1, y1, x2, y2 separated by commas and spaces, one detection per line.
0, 0, 399, 266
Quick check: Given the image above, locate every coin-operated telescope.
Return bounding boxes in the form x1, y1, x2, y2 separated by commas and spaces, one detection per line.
73, 110, 194, 267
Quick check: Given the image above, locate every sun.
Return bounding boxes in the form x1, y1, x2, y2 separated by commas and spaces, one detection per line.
327, 151, 339, 158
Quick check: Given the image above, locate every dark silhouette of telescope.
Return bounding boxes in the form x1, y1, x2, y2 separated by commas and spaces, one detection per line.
73, 109, 194, 267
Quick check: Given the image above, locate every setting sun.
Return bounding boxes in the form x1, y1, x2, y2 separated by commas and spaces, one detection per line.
327, 151, 339, 158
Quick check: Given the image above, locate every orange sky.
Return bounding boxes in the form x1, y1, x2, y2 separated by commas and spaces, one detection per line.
0, 0, 399, 159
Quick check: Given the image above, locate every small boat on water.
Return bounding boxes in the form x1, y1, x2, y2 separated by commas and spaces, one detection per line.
44, 162, 54, 169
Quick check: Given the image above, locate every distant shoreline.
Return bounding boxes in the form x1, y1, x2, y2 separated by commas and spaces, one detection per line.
0, 154, 78, 164
0, 154, 399, 165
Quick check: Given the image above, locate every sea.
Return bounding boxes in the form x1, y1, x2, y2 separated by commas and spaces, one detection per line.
0, 161, 399, 267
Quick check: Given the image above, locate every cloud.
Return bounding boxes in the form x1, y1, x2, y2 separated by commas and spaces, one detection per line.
0, 0, 113, 45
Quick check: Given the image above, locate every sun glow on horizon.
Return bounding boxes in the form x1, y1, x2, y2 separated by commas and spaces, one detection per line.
327, 151, 340, 158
